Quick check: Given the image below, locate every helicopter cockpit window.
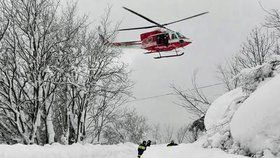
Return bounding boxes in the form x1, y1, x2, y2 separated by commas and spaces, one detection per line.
176, 32, 185, 38
171, 34, 178, 40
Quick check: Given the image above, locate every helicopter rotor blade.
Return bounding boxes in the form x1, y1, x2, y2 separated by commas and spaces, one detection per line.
162, 11, 209, 26
118, 25, 158, 31
119, 7, 209, 32
122, 7, 168, 30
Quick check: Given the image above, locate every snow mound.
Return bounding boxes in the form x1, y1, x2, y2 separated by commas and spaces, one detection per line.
0, 143, 137, 158
143, 144, 247, 158
204, 88, 246, 130
230, 73, 280, 155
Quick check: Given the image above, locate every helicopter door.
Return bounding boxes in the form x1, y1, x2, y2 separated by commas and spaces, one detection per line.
156, 33, 169, 46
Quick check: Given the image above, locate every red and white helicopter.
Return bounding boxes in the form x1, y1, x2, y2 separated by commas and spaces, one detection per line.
108, 7, 208, 59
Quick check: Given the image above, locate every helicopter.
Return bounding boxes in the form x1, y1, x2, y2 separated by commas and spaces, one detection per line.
106, 7, 209, 59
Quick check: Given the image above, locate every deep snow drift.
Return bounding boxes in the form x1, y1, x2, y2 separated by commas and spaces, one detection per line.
0, 143, 247, 158
202, 59, 280, 157
204, 87, 246, 131
231, 73, 280, 154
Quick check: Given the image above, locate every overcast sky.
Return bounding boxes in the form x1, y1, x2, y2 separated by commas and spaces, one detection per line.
73, 0, 280, 129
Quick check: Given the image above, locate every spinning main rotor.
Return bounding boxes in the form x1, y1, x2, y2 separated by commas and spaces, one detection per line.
118, 7, 209, 32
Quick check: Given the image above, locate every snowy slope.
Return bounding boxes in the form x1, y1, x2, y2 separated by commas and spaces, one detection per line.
200, 59, 280, 157
231, 73, 280, 154
0, 143, 248, 158
204, 87, 246, 130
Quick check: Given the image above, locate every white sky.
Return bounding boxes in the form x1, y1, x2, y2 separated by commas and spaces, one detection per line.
73, 0, 280, 129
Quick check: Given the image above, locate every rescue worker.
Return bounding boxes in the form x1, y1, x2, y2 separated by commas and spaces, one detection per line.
138, 140, 147, 158
167, 140, 178, 147
163, 34, 169, 46
146, 140, 151, 147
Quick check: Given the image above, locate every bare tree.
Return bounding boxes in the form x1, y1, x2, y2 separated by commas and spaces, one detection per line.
217, 27, 276, 93
264, 9, 280, 55
176, 126, 187, 144
176, 124, 195, 143
103, 109, 149, 144
236, 28, 275, 69
171, 72, 211, 118
171, 72, 210, 142
265, 9, 280, 36
150, 123, 163, 144
162, 124, 174, 143
216, 59, 240, 91
0, 17, 9, 41
86, 85, 131, 143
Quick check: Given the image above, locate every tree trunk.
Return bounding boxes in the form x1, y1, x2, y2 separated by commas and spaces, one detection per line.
46, 105, 55, 144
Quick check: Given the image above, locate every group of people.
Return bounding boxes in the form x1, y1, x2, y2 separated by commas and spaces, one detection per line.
137, 140, 178, 157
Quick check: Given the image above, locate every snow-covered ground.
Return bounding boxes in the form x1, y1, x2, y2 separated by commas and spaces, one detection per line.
0, 143, 247, 158
0, 143, 137, 158
143, 143, 247, 158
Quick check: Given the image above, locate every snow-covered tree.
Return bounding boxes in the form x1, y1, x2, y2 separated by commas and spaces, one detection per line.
0, 0, 80, 144
0, 1, 131, 145
217, 27, 277, 92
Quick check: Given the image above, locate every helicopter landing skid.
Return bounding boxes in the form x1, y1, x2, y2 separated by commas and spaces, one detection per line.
154, 52, 184, 59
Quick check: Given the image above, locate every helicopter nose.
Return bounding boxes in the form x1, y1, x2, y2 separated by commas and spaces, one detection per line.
179, 39, 192, 47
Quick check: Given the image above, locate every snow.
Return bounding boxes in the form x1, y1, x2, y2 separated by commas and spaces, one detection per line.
0, 143, 137, 158
234, 63, 273, 94
230, 73, 280, 154
201, 61, 280, 157
0, 143, 248, 158
201, 88, 247, 154
143, 143, 247, 158
206, 131, 231, 148
204, 87, 246, 130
